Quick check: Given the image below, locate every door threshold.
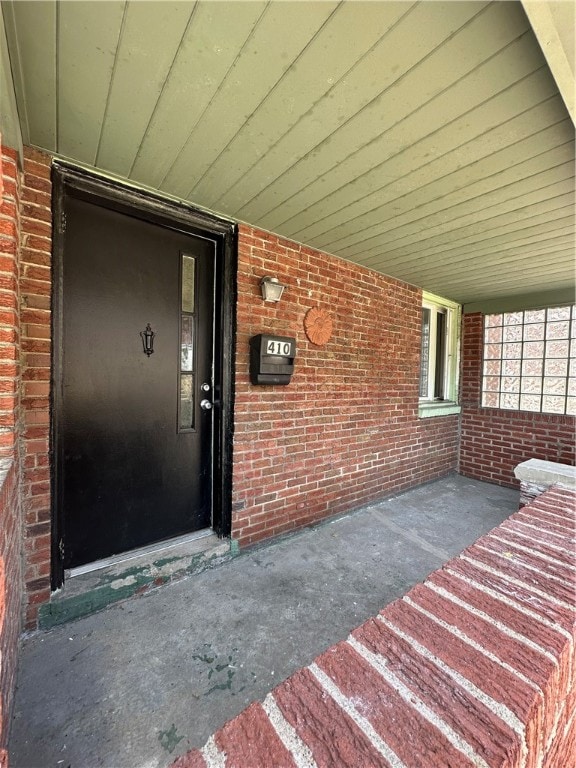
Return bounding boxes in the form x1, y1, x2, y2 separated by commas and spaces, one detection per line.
67, 529, 214, 578
41, 530, 236, 629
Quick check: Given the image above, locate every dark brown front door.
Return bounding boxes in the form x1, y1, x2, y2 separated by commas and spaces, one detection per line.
59, 193, 217, 569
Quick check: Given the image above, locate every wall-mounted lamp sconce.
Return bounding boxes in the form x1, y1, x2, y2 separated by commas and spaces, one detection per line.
260, 276, 286, 303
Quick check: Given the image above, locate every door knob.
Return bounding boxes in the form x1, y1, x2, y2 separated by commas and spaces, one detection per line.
200, 399, 213, 411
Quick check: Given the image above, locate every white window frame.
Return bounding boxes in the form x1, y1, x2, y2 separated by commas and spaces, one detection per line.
419, 291, 461, 418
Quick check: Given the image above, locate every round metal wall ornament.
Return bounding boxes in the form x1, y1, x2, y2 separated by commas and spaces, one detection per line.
304, 307, 333, 346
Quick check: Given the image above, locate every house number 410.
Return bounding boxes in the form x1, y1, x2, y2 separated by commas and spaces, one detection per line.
266, 340, 292, 356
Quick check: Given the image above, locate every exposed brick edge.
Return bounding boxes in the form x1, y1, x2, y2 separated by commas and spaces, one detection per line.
0, 141, 22, 762
173, 485, 576, 768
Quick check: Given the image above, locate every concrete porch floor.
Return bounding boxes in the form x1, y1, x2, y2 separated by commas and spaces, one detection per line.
9, 474, 519, 768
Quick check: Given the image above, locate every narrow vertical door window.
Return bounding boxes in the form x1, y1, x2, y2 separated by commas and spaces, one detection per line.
179, 254, 196, 430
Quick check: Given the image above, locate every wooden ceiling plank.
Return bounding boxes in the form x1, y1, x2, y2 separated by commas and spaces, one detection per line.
241, 3, 539, 228
192, 1, 411, 209
329, 176, 575, 258
317, 156, 574, 255
58, 1, 126, 164
129, 1, 267, 188
424, 265, 575, 301
95, 1, 196, 178
160, 1, 340, 200
279, 65, 564, 243
4, 0, 57, 150
296, 124, 574, 247
399, 244, 576, 285
230, 1, 493, 223
315, 94, 570, 262
357, 213, 573, 268
421, 259, 575, 291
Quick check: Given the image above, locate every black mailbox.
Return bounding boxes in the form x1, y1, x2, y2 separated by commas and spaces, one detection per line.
249, 334, 296, 385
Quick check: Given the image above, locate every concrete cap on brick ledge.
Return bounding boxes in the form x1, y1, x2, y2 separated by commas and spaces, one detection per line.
514, 458, 576, 488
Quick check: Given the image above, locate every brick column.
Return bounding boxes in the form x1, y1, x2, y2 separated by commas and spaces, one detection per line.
0, 142, 22, 757
20, 147, 52, 628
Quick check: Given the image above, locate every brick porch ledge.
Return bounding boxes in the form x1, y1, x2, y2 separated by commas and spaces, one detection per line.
174, 485, 576, 768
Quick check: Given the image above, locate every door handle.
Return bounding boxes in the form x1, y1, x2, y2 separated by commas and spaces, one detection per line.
200, 399, 213, 411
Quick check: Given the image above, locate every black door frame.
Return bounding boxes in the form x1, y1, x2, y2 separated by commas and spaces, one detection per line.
51, 162, 237, 589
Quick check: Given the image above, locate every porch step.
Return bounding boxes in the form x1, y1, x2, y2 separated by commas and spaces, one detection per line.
38, 532, 238, 629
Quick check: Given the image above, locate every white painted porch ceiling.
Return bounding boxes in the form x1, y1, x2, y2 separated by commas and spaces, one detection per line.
4, 0, 575, 304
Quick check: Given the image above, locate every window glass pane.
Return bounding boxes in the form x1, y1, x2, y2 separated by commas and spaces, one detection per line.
182, 255, 195, 313
542, 395, 564, 413
482, 391, 499, 407
543, 377, 566, 396
483, 305, 574, 415
485, 327, 502, 343
181, 316, 194, 372
544, 358, 568, 377
503, 359, 520, 376
522, 359, 542, 377
520, 377, 542, 394
524, 323, 544, 341
546, 321, 570, 340
547, 340, 569, 358
483, 360, 501, 376
483, 376, 499, 392
504, 311, 523, 325
485, 343, 502, 359
524, 341, 544, 358
502, 376, 520, 393
503, 342, 522, 359
179, 375, 194, 430
501, 393, 519, 409
548, 306, 571, 321
419, 308, 430, 398
520, 394, 541, 411
503, 325, 522, 342
524, 309, 545, 323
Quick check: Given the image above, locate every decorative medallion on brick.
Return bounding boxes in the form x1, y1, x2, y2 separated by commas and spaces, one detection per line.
304, 307, 333, 346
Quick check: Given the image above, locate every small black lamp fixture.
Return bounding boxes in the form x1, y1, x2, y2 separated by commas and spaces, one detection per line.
260, 276, 286, 302
140, 323, 155, 357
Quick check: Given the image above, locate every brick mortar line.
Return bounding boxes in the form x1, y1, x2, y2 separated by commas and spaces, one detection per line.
462, 553, 575, 609
486, 533, 576, 571
380, 613, 530, 765
308, 662, 406, 768
503, 522, 576, 553
486, 529, 576, 570
200, 735, 226, 768
347, 635, 490, 768
426, 582, 557, 664
400, 597, 539, 694
443, 566, 573, 640
262, 694, 317, 768
516, 511, 575, 533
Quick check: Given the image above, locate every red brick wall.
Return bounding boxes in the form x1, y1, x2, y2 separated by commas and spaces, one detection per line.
19, 148, 52, 629
174, 485, 576, 768
15, 168, 459, 626
0, 143, 22, 756
233, 225, 458, 546
459, 313, 575, 487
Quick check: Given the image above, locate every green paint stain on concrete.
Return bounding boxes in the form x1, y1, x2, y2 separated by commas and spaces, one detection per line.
230, 539, 240, 555
39, 539, 237, 628
158, 724, 185, 754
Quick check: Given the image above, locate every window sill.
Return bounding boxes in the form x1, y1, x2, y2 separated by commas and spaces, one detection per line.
418, 401, 461, 418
